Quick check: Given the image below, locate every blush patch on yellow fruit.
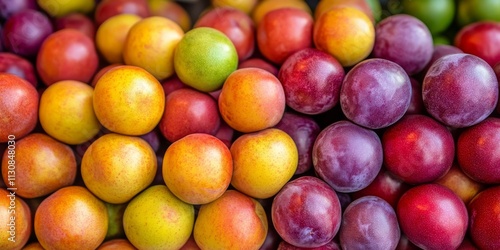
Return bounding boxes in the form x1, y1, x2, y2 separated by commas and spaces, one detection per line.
230, 128, 298, 199
0, 188, 31, 250
123, 16, 184, 80
81, 133, 157, 204
163, 133, 233, 205
34, 186, 108, 250
1, 133, 77, 199
194, 190, 268, 249
96, 14, 142, 64
123, 185, 194, 250
39, 80, 101, 145
313, 6, 375, 67
148, 0, 192, 32
218, 68, 286, 133
93, 65, 165, 136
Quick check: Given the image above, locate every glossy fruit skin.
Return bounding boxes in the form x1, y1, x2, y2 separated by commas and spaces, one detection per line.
313, 120, 383, 193
159, 88, 220, 143
34, 186, 108, 250
37, 0, 95, 17
195, 7, 255, 61
2, 9, 53, 57
313, 6, 374, 67
0, 0, 37, 20
218, 68, 286, 133
194, 190, 268, 250
435, 164, 484, 204
93, 65, 165, 136
340, 196, 400, 250
0, 52, 37, 87
457, 117, 500, 184
1, 133, 77, 198
468, 186, 500, 249
397, 184, 468, 250
372, 14, 433, 75
252, 0, 312, 25
238, 57, 278, 76
162, 133, 232, 205
54, 13, 96, 40
454, 21, 500, 67
278, 48, 345, 115
422, 53, 498, 128
274, 112, 321, 175
272, 176, 341, 248
457, 0, 500, 26
0, 73, 38, 142
174, 27, 238, 92
0, 188, 32, 249
148, 0, 192, 32
257, 8, 313, 65
36, 29, 99, 86
314, 0, 375, 23
340, 58, 412, 129
382, 114, 455, 184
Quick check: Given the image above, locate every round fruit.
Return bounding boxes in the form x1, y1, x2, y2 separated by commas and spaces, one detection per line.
123, 16, 184, 80
314, 6, 375, 67
39, 80, 101, 145
81, 133, 157, 204
37, 0, 95, 17
393, 0, 455, 35
218, 68, 286, 133
174, 27, 238, 92
0, 188, 31, 249
162, 133, 232, 205
468, 186, 500, 249
93, 65, 165, 136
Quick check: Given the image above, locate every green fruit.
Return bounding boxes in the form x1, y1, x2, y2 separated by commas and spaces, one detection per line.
457, 0, 500, 27
388, 0, 455, 35
174, 27, 238, 92
123, 185, 195, 250
365, 0, 382, 22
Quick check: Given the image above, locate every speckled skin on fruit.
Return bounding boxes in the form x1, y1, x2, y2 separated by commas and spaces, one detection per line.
162, 133, 233, 205
194, 190, 268, 250
0, 188, 31, 249
123, 16, 184, 80
34, 186, 108, 250
1, 133, 76, 198
96, 14, 142, 64
81, 133, 157, 204
93, 65, 165, 136
123, 185, 194, 250
230, 128, 298, 199
218, 68, 286, 133
39, 80, 101, 145
313, 6, 375, 67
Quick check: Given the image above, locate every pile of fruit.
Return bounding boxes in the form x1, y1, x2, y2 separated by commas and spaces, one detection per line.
1, 0, 500, 249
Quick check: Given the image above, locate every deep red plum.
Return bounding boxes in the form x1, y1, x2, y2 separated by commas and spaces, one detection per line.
0, 52, 37, 87
278, 48, 345, 115
455, 21, 500, 67
397, 184, 468, 250
238, 57, 278, 76
422, 53, 498, 128
340, 58, 412, 129
312, 120, 383, 193
272, 176, 341, 248
457, 117, 500, 184
382, 114, 455, 184
372, 14, 433, 75
405, 78, 424, 115
339, 196, 400, 250
468, 186, 500, 250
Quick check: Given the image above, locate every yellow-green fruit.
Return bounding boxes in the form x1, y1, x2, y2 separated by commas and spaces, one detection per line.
123, 16, 184, 80
39, 80, 100, 145
123, 185, 195, 250
93, 65, 165, 136
230, 128, 298, 199
174, 27, 238, 92
37, 0, 94, 17
81, 133, 157, 204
